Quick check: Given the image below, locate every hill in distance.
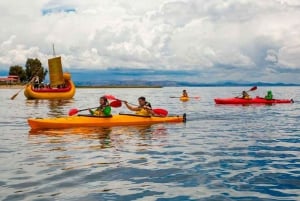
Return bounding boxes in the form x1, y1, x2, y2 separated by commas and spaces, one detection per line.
1, 68, 299, 87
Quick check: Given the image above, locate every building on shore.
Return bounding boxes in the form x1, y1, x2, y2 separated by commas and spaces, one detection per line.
0, 75, 20, 85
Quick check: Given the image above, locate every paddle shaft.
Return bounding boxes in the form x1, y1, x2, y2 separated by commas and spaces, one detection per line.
10, 67, 43, 100
170, 96, 199, 98
78, 107, 98, 112
70, 100, 121, 116
235, 86, 257, 98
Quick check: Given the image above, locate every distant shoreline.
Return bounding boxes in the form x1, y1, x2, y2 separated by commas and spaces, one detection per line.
76, 85, 162, 88
1, 84, 299, 89
0, 84, 163, 89
0, 85, 24, 89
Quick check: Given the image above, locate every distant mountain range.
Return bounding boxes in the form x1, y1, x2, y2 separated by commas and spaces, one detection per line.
68, 69, 300, 86
1, 69, 300, 86
73, 80, 300, 87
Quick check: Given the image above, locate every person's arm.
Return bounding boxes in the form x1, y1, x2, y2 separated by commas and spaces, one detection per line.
147, 108, 156, 116
124, 101, 139, 111
89, 108, 95, 115
143, 102, 156, 116
90, 106, 101, 115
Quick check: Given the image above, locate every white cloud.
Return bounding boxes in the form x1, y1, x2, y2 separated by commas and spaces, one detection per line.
0, 0, 300, 83
278, 45, 300, 69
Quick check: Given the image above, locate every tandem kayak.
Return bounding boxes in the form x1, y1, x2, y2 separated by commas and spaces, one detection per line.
28, 113, 186, 130
214, 96, 294, 104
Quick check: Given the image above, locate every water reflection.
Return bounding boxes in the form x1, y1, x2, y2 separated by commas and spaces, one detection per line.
25, 99, 74, 117
27, 125, 169, 170
28, 125, 168, 149
47, 99, 74, 116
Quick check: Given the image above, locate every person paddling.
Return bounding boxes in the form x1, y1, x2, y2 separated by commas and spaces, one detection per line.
89, 96, 112, 116
242, 91, 251, 99
124, 96, 155, 116
33, 76, 39, 89
182, 89, 188, 97
265, 90, 273, 100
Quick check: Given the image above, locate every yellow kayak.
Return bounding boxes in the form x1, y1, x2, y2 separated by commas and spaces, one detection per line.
28, 113, 186, 130
180, 96, 189, 102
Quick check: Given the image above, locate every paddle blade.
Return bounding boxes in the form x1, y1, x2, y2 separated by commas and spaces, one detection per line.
68, 108, 79, 116
10, 93, 18, 100
153, 108, 168, 117
10, 87, 24, 100
105, 94, 116, 100
249, 86, 257, 91
110, 100, 122, 108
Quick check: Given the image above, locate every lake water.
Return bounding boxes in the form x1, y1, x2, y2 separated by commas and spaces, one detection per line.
0, 86, 299, 201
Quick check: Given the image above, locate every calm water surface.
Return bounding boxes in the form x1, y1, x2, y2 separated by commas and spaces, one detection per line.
0, 87, 299, 201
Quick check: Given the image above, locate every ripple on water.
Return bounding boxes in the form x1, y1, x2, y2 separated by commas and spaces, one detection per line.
0, 87, 300, 200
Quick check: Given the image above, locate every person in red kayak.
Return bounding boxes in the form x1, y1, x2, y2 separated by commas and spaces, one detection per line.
124, 96, 155, 116
265, 90, 273, 100
242, 91, 251, 99
89, 96, 112, 116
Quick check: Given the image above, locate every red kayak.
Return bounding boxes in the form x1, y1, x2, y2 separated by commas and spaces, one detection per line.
214, 96, 294, 104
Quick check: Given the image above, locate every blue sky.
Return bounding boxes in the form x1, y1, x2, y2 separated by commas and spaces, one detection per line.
0, 0, 300, 83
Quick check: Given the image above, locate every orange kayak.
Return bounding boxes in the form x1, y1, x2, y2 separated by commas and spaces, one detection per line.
28, 113, 186, 130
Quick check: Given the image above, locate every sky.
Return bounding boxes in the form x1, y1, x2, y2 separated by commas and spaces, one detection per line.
0, 0, 300, 83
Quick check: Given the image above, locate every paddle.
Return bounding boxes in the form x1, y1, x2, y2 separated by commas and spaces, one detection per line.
235, 86, 257, 98
10, 84, 27, 100
10, 79, 38, 100
68, 100, 122, 116
152, 108, 168, 116
248, 86, 257, 92
104, 95, 169, 117
68, 107, 98, 116
104, 94, 116, 100
109, 100, 122, 107
10, 67, 42, 100
169, 96, 200, 99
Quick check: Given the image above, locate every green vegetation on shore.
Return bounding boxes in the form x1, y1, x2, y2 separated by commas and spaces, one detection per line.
8, 58, 48, 82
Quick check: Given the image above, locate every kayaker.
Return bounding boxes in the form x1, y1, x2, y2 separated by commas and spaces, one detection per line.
89, 96, 112, 116
265, 90, 273, 100
242, 91, 251, 99
124, 96, 155, 116
182, 89, 188, 97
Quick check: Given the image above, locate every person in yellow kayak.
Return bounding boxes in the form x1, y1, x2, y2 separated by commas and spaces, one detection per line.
182, 89, 188, 97
265, 90, 273, 100
89, 96, 112, 116
242, 91, 251, 99
124, 96, 155, 116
